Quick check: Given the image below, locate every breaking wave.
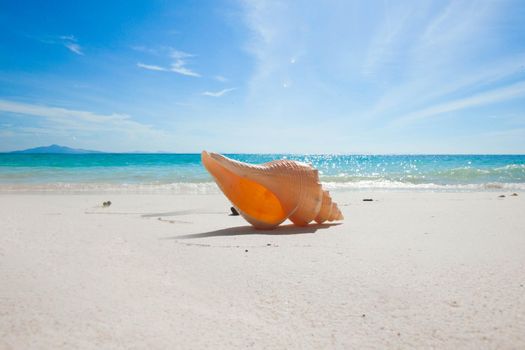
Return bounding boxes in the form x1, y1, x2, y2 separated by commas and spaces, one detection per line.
1, 180, 524, 194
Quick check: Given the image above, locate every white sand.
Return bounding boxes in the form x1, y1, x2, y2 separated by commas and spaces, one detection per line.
1, 191, 524, 349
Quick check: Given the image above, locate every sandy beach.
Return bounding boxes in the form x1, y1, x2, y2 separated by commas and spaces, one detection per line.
1, 191, 524, 349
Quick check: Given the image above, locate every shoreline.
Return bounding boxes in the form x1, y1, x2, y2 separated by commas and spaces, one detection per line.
1, 191, 524, 348
1, 181, 524, 194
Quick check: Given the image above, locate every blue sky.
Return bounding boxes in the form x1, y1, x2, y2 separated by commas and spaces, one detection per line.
1, 0, 525, 153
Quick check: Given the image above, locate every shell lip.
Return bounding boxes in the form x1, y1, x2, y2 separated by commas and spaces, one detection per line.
202, 150, 256, 176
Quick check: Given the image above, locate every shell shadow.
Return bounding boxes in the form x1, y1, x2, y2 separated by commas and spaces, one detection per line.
142, 209, 225, 218
166, 223, 341, 240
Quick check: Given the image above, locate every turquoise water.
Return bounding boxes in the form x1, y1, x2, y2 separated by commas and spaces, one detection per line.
0, 153, 524, 192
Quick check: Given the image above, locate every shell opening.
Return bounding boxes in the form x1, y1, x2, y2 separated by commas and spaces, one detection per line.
202, 152, 287, 226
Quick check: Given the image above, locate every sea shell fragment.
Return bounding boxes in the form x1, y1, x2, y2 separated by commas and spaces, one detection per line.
201, 151, 344, 229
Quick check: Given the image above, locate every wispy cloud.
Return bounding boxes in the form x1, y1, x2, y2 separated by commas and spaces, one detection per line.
202, 88, 236, 97
37, 34, 84, 55
59, 35, 75, 41
137, 63, 167, 71
214, 75, 228, 82
63, 42, 83, 55
392, 82, 525, 126
415, 2, 492, 55
131, 45, 159, 54
170, 62, 200, 77
136, 48, 200, 77
0, 99, 163, 136
59, 35, 83, 55
169, 50, 200, 77
367, 53, 525, 120
236, 1, 525, 152
362, 2, 423, 76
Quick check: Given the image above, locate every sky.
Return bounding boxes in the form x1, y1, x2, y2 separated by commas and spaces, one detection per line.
1, 0, 525, 154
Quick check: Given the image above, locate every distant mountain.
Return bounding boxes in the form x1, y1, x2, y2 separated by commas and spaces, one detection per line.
10, 144, 103, 154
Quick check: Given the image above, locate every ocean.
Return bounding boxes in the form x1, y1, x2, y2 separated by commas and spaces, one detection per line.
0, 153, 524, 193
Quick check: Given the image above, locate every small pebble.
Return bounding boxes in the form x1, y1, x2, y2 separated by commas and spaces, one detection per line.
363, 198, 373, 202
498, 195, 505, 198
102, 201, 112, 207
245, 249, 248, 253
511, 193, 518, 196
362, 314, 366, 317
267, 243, 271, 246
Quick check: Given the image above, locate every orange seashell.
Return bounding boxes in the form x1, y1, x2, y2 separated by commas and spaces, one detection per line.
201, 151, 344, 229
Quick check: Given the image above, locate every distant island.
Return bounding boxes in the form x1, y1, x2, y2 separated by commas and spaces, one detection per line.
9, 144, 103, 154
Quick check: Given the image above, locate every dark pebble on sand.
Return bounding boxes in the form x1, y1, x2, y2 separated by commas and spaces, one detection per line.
511, 193, 518, 196
363, 198, 373, 202
498, 195, 505, 198
102, 201, 112, 207
362, 314, 366, 317
267, 243, 271, 246
245, 249, 248, 252
230, 207, 240, 216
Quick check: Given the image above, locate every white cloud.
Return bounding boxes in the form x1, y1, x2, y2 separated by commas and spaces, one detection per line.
170, 50, 193, 59
59, 35, 76, 41
64, 42, 83, 55
170, 61, 200, 77
37, 34, 84, 55
214, 75, 228, 82
202, 88, 236, 97
131, 45, 158, 54
135, 48, 200, 77
137, 62, 167, 71
59, 35, 83, 55
169, 50, 200, 77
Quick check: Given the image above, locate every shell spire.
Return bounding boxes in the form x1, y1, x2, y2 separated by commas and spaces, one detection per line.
201, 151, 343, 229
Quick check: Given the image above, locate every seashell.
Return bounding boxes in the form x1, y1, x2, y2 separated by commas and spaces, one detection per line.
201, 151, 344, 229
